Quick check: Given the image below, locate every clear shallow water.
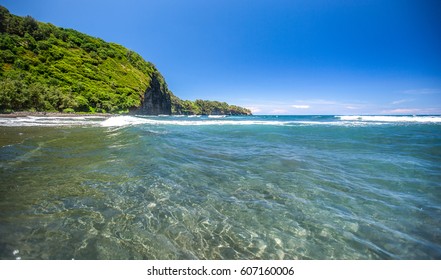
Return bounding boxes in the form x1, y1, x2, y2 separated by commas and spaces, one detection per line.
0, 115, 440, 259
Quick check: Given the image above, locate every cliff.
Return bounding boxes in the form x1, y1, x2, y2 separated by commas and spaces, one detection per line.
0, 6, 250, 116
131, 71, 171, 115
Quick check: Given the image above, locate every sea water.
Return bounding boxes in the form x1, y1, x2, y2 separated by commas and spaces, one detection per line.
0, 115, 440, 259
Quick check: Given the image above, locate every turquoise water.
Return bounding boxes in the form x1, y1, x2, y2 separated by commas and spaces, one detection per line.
0, 115, 440, 259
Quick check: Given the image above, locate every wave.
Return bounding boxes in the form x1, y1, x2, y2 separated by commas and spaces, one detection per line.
100, 116, 286, 127
101, 115, 441, 127
337, 115, 441, 123
0, 116, 105, 127
100, 116, 152, 127
2, 115, 441, 127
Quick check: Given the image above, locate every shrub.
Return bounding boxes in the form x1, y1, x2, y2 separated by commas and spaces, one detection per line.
0, 49, 15, 63
62, 108, 75, 113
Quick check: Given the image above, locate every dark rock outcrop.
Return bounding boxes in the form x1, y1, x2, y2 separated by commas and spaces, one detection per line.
133, 71, 171, 115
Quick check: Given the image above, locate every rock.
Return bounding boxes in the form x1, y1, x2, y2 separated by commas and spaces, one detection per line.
133, 71, 171, 115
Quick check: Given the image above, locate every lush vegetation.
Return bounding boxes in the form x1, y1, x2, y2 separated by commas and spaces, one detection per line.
0, 5, 157, 113
0, 6, 251, 115
171, 94, 251, 115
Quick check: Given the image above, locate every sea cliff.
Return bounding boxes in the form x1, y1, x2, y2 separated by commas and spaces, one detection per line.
0, 5, 251, 116
131, 71, 171, 115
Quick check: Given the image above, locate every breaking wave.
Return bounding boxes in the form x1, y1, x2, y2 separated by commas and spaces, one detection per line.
0, 116, 106, 127
100, 116, 286, 127
337, 115, 441, 123
1, 115, 441, 127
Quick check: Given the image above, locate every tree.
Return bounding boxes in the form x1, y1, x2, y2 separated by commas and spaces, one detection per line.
22, 16, 38, 36
0, 49, 15, 63
0, 6, 10, 33
26, 82, 46, 110
0, 78, 27, 111
23, 32, 37, 50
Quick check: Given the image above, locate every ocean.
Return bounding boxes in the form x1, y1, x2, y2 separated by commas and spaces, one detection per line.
0, 115, 440, 259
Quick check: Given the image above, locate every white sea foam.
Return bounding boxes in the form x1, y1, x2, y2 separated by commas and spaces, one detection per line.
2, 115, 322, 127
3, 115, 440, 127
100, 116, 287, 127
100, 116, 151, 127
0, 116, 105, 127
337, 115, 441, 123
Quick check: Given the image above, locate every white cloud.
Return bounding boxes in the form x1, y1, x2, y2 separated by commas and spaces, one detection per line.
246, 106, 263, 114
291, 105, 310, 109
382, 108, 441, 115
392, 99, 413, 105
382, 108, 421, 114
242, 99, 382, 115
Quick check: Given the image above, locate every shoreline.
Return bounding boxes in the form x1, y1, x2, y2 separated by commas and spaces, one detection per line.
0, 111, 115, 118
0, 112, 252, 118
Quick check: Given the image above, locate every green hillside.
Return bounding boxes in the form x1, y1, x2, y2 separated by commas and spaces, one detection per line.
171, 95, 252, 115
0, 6, 251, 115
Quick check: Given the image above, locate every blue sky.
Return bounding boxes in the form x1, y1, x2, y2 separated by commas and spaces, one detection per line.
2, 0, 441, 114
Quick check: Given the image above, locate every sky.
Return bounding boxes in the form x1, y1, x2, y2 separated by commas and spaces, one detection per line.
2, 0, 441, 115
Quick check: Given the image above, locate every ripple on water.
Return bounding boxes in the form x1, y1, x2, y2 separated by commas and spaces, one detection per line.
1, 118, 440, 259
